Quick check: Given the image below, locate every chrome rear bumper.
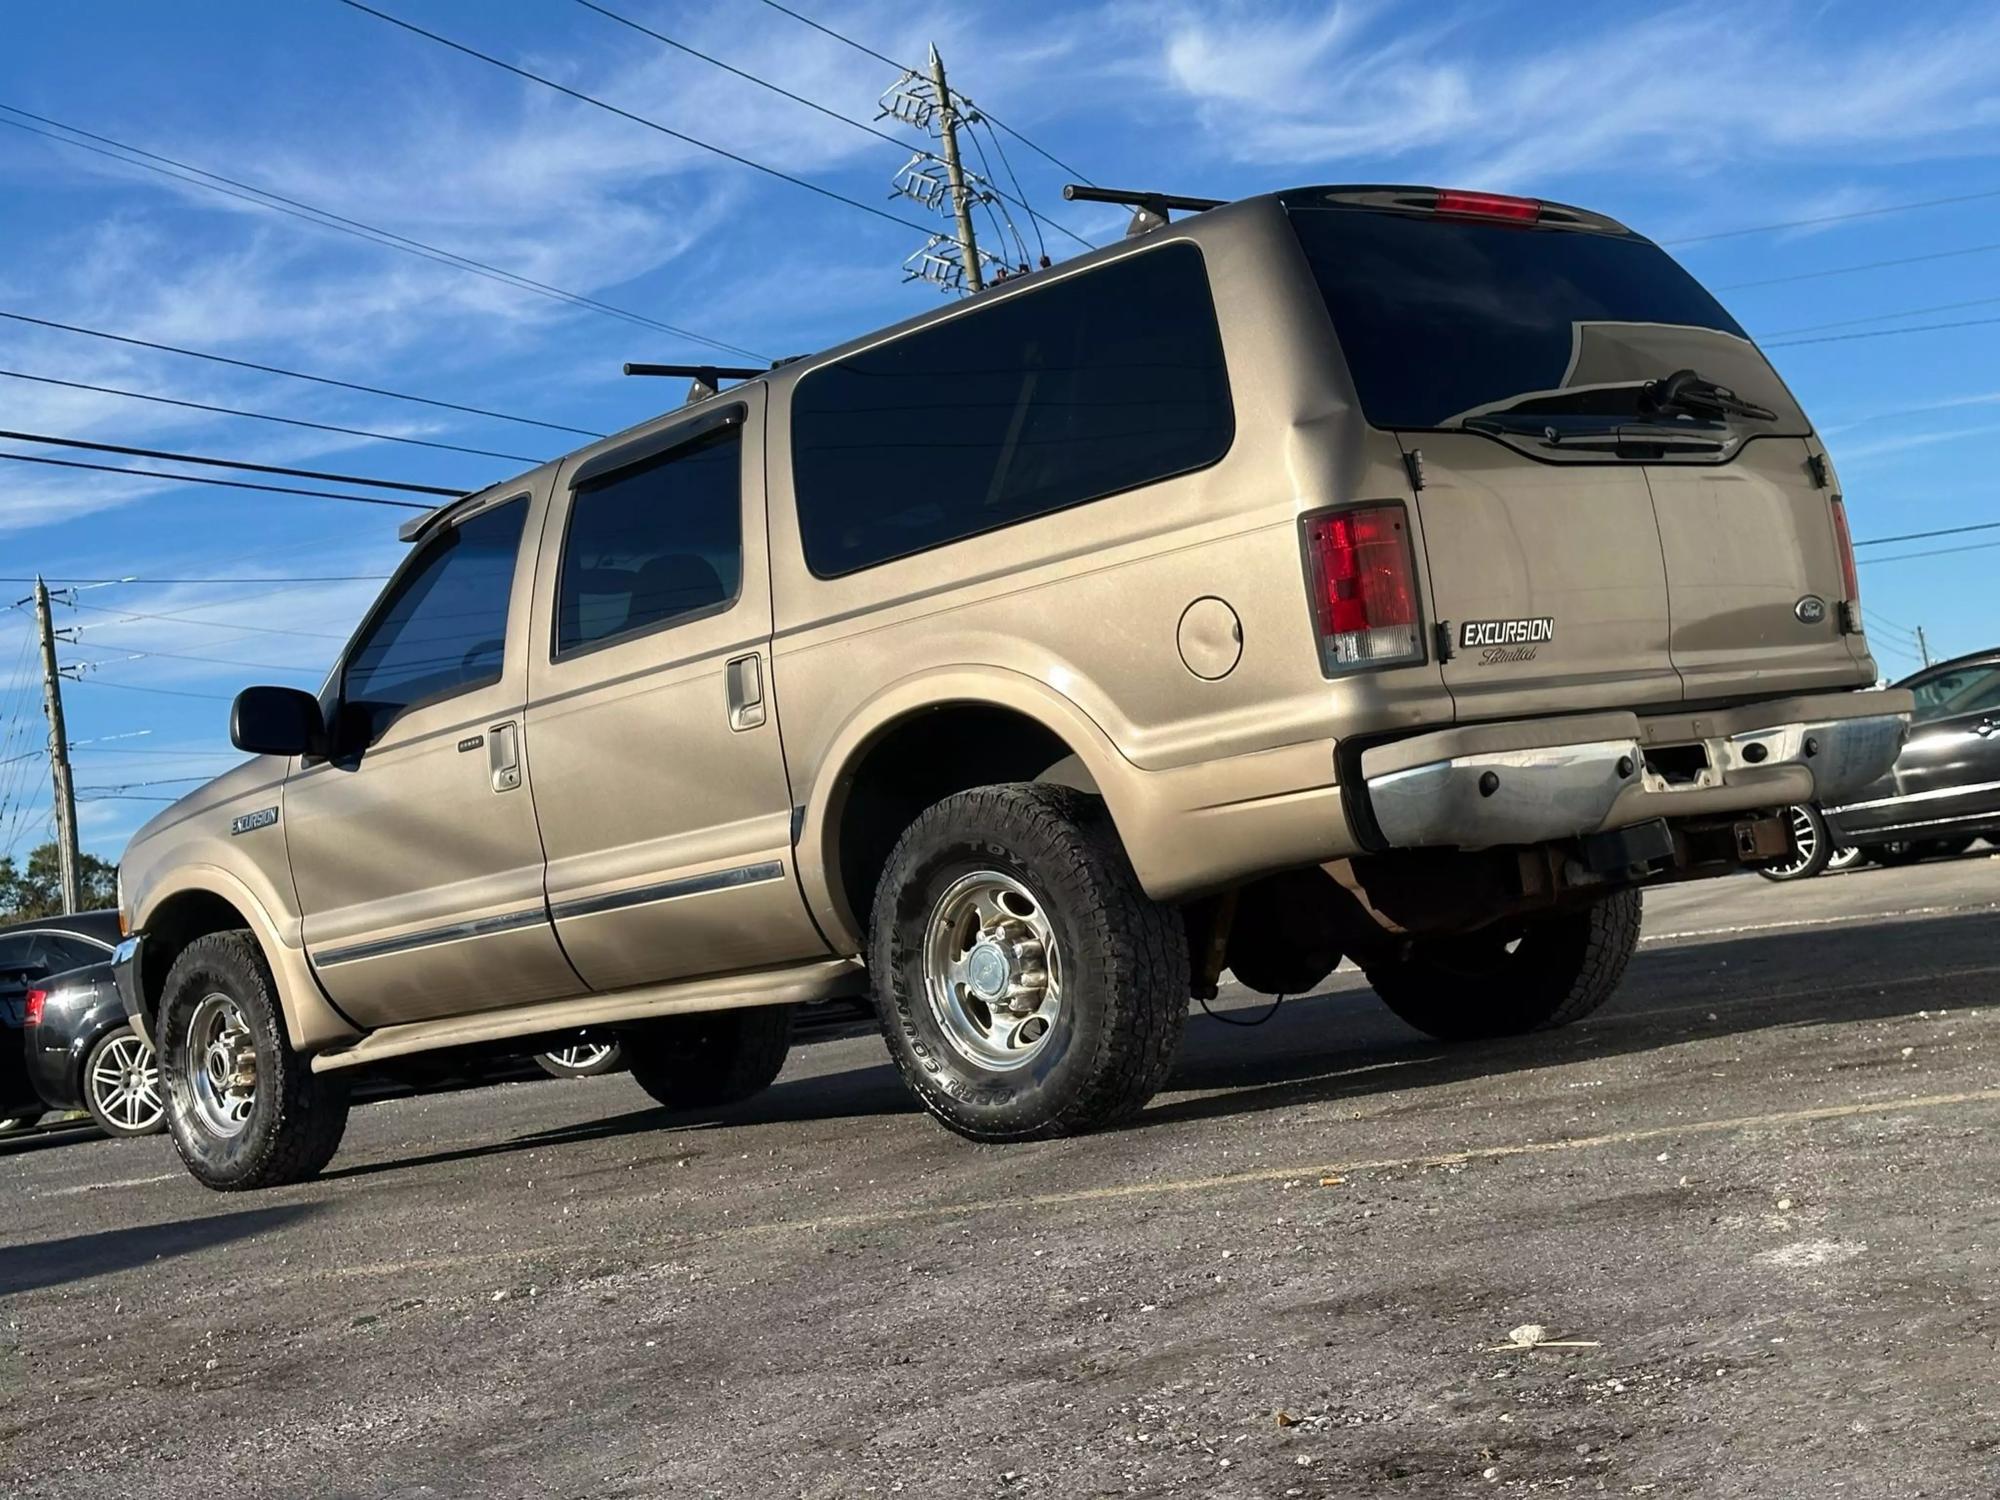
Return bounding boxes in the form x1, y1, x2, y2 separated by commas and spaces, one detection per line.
1361, 693, 1911, 852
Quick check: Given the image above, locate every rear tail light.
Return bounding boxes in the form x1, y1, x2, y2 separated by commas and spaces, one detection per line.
24, 989, 46, 1026
1830, 497, 1860, 605
1434, 188, 1541, 223
1303, 503, 1424, 672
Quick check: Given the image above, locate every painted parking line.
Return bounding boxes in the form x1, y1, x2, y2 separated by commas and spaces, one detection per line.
277, 1083, 2000, 1290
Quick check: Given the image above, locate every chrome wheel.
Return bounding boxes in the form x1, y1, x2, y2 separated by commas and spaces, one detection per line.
545, 1041, 616, 1071
923, 870, 1063, 1072
1767, 805, 1820, 877
184, 993, 257, 1138
1827, 843, 1865, 872
88, 1030, 163, 1134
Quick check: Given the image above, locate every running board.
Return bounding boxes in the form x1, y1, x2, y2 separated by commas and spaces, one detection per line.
309, 958, 867, 1073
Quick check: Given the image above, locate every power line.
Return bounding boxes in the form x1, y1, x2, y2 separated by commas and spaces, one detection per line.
1762, 295, 2000, 339
73, 645, 321, 675
1853, 520, 2000, 549
1863, 604, 1923, 635
1857, 537, 2000, 566
1717, 241, 2000, 291
0, 450, 431, 511
748, 0, 1095, 185
0, 105, 764, 361
75, 775, 217, 792
0, 429, 465, 496
0, 574, 388, 585
1666, 185, 2000, 246
1763, 316, 2000, 350
0, 310, 604, 439
572, 0, 1092, 252
336, 0, 936, 235
0, 368, 545, 464
69, 599, 349, 641
68, 679, 234, 703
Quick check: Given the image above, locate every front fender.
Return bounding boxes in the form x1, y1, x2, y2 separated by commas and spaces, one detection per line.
134, 864, 358, 1053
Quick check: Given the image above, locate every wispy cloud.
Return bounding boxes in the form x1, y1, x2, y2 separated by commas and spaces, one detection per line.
1144, 1, 2000, 188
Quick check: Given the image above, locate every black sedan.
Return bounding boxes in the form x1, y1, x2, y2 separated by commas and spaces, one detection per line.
1762, 650, 2000, 879
1826, 650, 2000, 858
0, 910, 123, 1130
25, 956, 162, 1137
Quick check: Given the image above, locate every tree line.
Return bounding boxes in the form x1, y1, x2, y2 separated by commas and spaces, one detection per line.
0, 842, 119, 921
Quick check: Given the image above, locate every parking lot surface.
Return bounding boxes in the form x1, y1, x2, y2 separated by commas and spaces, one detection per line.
4, 858, 1998, 1499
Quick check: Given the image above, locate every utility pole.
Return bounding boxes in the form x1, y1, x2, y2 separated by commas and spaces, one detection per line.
928, 44, 983, 293
32, 576, 80, 914
1916, 626, 1933, 667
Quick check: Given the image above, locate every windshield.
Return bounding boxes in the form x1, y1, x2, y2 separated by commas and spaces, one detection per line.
1290, 207, 1805, 433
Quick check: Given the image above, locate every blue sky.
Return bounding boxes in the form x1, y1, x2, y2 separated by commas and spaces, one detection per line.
3, 0, 2000, 859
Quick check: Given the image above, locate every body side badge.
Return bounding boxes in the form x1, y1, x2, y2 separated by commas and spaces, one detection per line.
230, 806, 279, 836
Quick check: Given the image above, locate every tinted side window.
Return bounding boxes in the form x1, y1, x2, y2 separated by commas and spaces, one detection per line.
34, 934, 109, 973
1911, 664, 2000, 722
343, 499, 527, 741
0, 936, 37, 975
791, 242, 1233, 578
557, 424, 742, 655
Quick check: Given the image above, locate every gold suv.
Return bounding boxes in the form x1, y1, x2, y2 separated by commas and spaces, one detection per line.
113, 184, 1910, 1190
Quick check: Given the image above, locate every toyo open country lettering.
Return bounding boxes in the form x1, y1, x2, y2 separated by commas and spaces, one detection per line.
110, 183, 1910, 1190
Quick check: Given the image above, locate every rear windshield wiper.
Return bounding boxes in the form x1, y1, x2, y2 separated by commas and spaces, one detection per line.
1463, 412, 1725, 455
1640, 368, 1776, 423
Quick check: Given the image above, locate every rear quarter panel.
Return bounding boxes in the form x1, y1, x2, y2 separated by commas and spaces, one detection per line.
763, 203, 1448, 924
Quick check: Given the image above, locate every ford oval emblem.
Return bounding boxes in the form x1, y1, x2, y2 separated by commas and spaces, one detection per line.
1794, 595, 1827, 624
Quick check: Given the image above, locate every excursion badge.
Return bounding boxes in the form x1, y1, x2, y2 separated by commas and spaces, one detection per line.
230, 806, 279, 836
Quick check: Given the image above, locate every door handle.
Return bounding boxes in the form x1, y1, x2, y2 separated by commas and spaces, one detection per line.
488, 720, 522, 792
725, 653, 766, 732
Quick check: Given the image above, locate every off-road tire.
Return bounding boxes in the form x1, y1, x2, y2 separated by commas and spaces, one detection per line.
869, 783, 1188, 1142
625, 1006, 793, 1111
1364, 889, 1642, 1042
158, 931, 350, 1190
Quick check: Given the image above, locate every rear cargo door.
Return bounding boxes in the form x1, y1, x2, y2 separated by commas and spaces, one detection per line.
1646, 439, 1869, 699
1289, 194, 1843, 721
1406, 433, 1677, 720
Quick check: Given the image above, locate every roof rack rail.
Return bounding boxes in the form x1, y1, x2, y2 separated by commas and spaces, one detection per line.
623, 362, 766, 406
1062, 185, 1225, 238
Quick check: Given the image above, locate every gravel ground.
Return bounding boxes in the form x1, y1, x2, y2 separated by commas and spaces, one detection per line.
4, 856, 1998, 1499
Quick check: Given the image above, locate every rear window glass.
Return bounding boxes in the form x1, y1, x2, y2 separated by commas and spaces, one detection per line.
791, 242, 1233, 577
1290, 208, 1791, 431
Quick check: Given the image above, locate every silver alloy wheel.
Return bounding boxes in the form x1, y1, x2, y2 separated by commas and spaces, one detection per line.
546, 1041, 617, 1071
88, 1031, 163, 1133
1827, 842, 1865, 872
185, 993, 257, 1138
923, 869, 1064, 1071
1767, 805, 1821, 877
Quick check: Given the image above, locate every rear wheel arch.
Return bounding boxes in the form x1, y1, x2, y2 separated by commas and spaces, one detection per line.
810, 691, 1126, 950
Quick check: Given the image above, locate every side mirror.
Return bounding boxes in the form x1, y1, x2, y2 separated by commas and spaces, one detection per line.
231, 685, 326, 758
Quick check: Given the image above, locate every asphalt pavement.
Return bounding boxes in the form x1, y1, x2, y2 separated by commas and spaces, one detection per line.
4, 856, 1998, 1499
